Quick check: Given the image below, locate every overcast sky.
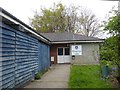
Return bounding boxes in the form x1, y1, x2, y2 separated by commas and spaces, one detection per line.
0, 0, 118, 25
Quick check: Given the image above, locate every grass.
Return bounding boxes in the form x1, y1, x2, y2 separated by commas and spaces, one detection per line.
69, 65, 112, 88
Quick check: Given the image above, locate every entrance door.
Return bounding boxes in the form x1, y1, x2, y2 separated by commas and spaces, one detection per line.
57, 47, 71, 63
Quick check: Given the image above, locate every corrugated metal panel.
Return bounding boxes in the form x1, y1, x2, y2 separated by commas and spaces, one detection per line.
0, 22, 50, 88
38, 43, 42, 71
0, 23, 15, 88
0, 22, 3, 89
15, 30, 39, 87
38, 43, 50, 72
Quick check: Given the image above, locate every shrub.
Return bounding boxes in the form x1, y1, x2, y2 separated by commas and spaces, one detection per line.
35, 72, 43, 80
35, 69, 48, 80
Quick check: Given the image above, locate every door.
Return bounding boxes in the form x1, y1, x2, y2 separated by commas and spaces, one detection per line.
58, 48, 64, 63
57, 47, 71, 63
64, 48, 71, 63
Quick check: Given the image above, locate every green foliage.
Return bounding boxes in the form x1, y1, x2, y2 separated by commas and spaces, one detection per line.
100, 36, 118, 61
35, 69, 48, 80
30, 3, 66, 33
100, 60, 115, 72
102, 9, 120, 75
30, 3, 100, 36
105, 15, 120, 35
69, 65, 112, 88
35, 72, 43, 80
104, 13, 120, 60
100, 60, 112, 66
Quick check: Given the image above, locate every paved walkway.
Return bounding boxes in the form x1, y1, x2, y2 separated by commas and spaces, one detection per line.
24, 64, 70, 88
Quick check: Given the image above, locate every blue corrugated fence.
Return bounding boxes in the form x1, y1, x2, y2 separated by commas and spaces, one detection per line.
0, 22, 50, 88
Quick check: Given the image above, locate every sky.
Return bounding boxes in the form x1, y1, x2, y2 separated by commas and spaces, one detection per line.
0, 0, 118, 25
0, 0, 119, 38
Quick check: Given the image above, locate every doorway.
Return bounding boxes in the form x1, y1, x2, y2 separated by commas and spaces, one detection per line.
57, 47, 71, 63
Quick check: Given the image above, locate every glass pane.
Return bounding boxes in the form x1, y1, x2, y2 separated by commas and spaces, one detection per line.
58, 48, 63, 55
65, 48, 70, 55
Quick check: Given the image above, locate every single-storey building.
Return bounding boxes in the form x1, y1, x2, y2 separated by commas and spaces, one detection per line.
0, 8, 50, 89
41, 32, 103, 64
0, 7, 103, 89
41, 33, 103, 65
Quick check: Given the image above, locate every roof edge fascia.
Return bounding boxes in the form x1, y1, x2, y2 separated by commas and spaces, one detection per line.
51, 40, 104, 44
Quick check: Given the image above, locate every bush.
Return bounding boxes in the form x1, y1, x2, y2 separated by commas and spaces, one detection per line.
35, 72, 42, 80
100, 60, 112, 66
35, 69, 48, 80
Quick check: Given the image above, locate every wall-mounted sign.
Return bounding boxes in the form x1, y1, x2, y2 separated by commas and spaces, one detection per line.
51, 57, 54, 61
71, 45, 82, 55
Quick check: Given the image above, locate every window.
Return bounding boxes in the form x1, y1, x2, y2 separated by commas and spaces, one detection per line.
58, 48, 63, 55
65, 48, 70, 55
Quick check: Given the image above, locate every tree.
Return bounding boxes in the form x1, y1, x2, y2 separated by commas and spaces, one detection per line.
105, 15, 120, 72
30, 3, 101, 37
76, 8, 101, 37
102, 7, 120, 75
63, 5, 78, 33
30, 3, 65, 33
100, 36, 117, 61
64, 6, 101, 36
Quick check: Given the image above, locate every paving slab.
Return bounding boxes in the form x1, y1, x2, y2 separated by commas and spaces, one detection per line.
24, 64, 70, 88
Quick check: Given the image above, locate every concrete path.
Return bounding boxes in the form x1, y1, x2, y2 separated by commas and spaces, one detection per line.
24, 64, 70, 88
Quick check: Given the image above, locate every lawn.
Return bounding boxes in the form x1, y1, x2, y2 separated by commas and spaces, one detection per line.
69, 65, 112, 88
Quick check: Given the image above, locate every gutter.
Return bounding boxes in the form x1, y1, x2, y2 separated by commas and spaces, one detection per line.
51, 40, 104, 44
